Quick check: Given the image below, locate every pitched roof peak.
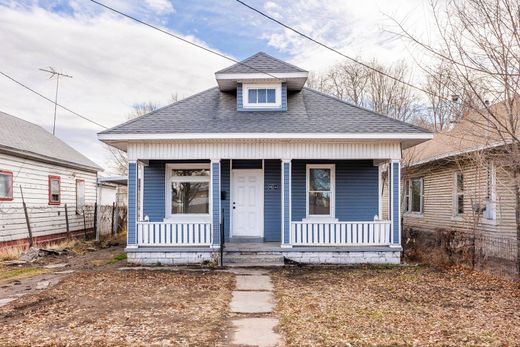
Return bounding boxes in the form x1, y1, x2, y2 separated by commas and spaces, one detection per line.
216, 51, 307, 74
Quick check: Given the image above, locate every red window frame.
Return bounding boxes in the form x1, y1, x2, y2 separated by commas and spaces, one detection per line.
48, 175, 61, 205
0, 170, 14, 201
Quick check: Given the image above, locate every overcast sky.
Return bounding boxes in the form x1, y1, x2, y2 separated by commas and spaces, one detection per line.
0, 0, 435, 174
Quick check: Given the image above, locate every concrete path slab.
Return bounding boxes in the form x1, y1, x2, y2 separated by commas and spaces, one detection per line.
230, 290, 274, 313
0, 298, 15, 307
231, 317, 280, 347
236, 275, 273, 291
227, 268, 271, 276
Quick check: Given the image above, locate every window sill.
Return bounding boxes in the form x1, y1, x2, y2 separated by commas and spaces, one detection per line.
404, 212, 424, 218
480, 218, 497, 226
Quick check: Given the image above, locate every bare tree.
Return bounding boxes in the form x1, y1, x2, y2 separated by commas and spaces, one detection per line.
395, 0, 520, 272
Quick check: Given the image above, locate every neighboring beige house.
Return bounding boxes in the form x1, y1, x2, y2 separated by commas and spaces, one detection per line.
400, 102, 519, 276
0, 111, 101, 246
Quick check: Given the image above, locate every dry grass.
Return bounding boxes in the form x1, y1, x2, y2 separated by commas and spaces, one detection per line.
0, 245, 26, 261
0, 267, 48, 280
0, 270, 234, 346
273, 266, 520, 346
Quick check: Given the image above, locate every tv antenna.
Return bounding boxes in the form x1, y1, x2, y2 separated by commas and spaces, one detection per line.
39, 67, 73, 135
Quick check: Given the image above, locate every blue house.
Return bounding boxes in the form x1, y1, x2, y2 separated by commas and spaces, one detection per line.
98, 52, 431, 265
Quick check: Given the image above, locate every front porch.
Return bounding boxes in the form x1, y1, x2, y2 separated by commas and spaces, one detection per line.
126, 157, 402, 265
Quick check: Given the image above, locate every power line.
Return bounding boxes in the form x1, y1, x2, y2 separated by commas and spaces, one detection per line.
88, 0, 283, 81
233, 0, 438, 98
0, 70, 108, 129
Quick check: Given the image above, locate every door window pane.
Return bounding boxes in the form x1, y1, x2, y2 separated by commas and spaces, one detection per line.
309, 192, 330, 215
172, 182, 209, 214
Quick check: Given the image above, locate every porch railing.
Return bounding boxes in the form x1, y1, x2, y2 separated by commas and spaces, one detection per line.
291, 221, 392, 246
136, 222, 212, 246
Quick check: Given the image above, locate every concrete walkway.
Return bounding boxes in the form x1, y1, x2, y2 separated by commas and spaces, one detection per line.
228, 268, 281, 347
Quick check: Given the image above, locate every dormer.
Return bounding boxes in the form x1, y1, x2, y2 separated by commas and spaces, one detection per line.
215, 52, 308, 112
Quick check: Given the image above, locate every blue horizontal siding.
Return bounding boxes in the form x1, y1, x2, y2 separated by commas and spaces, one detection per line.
143, 161, 165, 222
291, 160, 379, 222
127, 162, 136, 245
264, 159, 281, 242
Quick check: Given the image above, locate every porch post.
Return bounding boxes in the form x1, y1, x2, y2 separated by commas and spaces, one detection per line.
281, 159, 292, 248
211, 159, 221, 248
127, 160, 137, 248
390, 160, 401, 246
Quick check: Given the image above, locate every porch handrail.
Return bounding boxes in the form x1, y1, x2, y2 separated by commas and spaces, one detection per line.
291, 220, 392, 246
137, 221, 212, 246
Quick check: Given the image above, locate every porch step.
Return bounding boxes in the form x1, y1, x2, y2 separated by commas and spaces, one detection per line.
223, 253, 285, 267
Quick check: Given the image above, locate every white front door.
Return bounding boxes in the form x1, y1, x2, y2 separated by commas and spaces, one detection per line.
231, 169, 264, 238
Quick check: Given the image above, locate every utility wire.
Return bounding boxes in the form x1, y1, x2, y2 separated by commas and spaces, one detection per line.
0, 70, 108, 129
89, 0, 283, 81
234, 0, 438, 98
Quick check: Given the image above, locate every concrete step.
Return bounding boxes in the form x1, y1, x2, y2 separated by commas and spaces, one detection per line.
225, 262, 284, 268
223, 254, 285, 266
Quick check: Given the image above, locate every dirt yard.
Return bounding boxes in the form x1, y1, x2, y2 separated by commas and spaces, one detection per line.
272, 265, 520, 346
0, 270, 234, 346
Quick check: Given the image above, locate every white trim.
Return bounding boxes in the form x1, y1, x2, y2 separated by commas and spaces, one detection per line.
378, 165, 382, 218
215, 72, 309, 80
242, 83, 282, 109
305, 164, 336, 219
98, 132, 433, 141
164, 163, 211, 223
137, 161, 145, 221
230, 168, 264, 238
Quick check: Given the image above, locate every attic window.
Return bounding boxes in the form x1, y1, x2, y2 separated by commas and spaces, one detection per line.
243, 83, 281, 109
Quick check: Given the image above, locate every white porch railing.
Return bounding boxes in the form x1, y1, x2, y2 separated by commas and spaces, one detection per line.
291, 221, 392, 246
137, 222, 212, 246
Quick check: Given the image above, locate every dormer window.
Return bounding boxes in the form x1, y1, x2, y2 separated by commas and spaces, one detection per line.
243, 83, 282, 109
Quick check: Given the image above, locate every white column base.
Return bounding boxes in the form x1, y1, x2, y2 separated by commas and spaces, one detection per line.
281, 244, 293, 249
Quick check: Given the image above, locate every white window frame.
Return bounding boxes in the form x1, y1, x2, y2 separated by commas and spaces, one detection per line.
484, 161, 497, 221
305, 164, 336, 221
453, 171, 464, 217
164, 163, 211, 222
75, 179, 85, 214
243, 83, 282, 109
405, 177, 424, 214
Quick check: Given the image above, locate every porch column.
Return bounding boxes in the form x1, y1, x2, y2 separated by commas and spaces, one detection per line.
211, 159, 221, 248
127, 160, 137, 248
281, 159, 292, 248
390, 160, 401, 246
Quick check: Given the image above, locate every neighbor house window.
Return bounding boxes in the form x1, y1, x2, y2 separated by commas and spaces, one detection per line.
405, 178, 424, 213
166, 164, 210, 218
0, 170, 13, 201
48, 176, 61, 205
484, 161, 497, 220
243, 83, 282, 108
76, 179, 85, 214
306, 164, 335, 217
454, 171, 464, 215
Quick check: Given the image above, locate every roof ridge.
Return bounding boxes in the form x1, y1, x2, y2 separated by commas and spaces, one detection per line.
98, 87, 220, 134
302, 87, 431, 134
215, 51, 306, 74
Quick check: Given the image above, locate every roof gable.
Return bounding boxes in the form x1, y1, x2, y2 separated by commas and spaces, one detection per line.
0, 111, 101, 171
216, 52, 307, 74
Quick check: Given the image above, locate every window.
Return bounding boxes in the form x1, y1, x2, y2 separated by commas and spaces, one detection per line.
248, 88, 276, 104
243, 83, 282, 108
306, 164, 335, 217
166, 164, 210, 218
454, 171, 464, 215
405, 178, 424, 213
0, 170, 13, 201
76, 179, 85, 214
484, 161, 497, 220
48, 176, 61, 205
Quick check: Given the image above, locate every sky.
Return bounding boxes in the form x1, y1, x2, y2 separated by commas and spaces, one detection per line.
0, 0, 436, 174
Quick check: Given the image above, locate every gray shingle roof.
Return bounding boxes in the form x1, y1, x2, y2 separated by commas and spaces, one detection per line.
99, 87, 429, 135
0, 111, 101, 171
216, 52, 307, 74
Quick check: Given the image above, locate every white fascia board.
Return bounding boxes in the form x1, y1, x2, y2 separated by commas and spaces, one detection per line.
98, 132, 433, 141
215, 72, 309, 80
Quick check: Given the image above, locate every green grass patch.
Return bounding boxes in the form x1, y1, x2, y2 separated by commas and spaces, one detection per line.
0, 267, 48, 280
108, 253, 127, 264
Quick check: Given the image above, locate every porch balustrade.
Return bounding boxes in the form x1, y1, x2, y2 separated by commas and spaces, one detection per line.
136, 222, 212, 246
290, 220, 392, 246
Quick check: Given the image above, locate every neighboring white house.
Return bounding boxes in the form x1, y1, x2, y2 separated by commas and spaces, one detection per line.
97, 175, 128, 206
0, 111, 101, 246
